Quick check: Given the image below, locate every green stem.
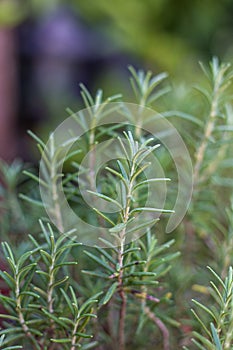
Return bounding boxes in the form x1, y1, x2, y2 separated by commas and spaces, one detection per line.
117, 162, 136, 350
70, 320, 79, 350
193, 91, 219, 188
144, 306, 170, 350
47, 135, 64, 233
15, 270, 41, 350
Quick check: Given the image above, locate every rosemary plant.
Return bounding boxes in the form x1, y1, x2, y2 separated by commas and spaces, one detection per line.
184, 266, 233, 350
0, 222, 100, 350
82, 131, 178, 349
1, 58, 233, 350
0, 220, 99, 350
0, 160, 27, 242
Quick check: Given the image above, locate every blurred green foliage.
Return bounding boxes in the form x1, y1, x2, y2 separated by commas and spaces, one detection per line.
1, 0, 233, 76
76, 0, 233, 76
0, 0, 26, 26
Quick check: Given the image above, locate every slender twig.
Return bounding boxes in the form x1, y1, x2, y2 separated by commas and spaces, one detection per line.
15, 269, 41, 350
49, 136, 64, 232
193, 64, 228, 188
117, 159, 136, 350
46, 246, 57, 349
70, 320, 79, 350
118, 285, 127, 350
193, 92, 219, 188
51, 167, 64, 232
117, 225, 127, 350
144, 306, 170, 350
47, 257, 55, 314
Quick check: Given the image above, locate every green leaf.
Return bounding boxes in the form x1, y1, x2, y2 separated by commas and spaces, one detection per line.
126, 218, 159, 234
75, 332, 93, 338
109, 223, 126, 233
98, 237, 118, 250
131, 163, 151, 183
0, 271, 15, 289
0, 334, 25, 348
81, 270, 110, 279
192, 332, 214, 348
117, 160, 129, 181
192, 299, 217, 322
79, 294, 100, 314
123, 272, 156, 278
92, 208, 115, 226
207, 266, 225, 290
101, 282, 118, 305
127, 280, 158, 286
84, 251, 115, 273
131, 207, 174, 214
58, 317, 74, 326
19, 291, 40, 299
33, 286, 48, 298
133, 178, 170, 192
105, 166, 128, 187
0, 295, 16, 307
51, 338, 71, 343
2, 242, 15, 266
39, 249, 52, 263
0, 328, 23, 336
94, 247, 116, 265
2, 347, 23, 350
191, 309, 211, 338
19, 194, 45, 207
122, 261, 146, 269
60, 289, 74, 314
27, 130, 46, 148
51, 276, 69, 288
210, 323, 222, 349
191, 337, 210, 350
41, 308, 67, 327
53, 262, 78, 272
18, 263, 37, 280
17, 250, 35, 268
22, 170, 48, 188
87, 190, 122, 210
122, 247, 141, 255
0, 314, 19, 321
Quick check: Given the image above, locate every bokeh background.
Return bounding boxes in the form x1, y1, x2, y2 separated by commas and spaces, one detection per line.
1, 0, 233, 161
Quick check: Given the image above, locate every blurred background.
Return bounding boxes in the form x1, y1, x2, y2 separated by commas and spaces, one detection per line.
1, 0, 233, 161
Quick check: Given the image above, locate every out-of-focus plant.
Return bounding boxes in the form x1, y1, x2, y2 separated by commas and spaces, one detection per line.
0, 64, 179, 350
0, 221, 99, 349
185, 266, 233, 350
0, 0, 26, 27
77, 0, 233, 74
0, 159, 43, 245
0, 160, 26, 241
1, 58, 233, 350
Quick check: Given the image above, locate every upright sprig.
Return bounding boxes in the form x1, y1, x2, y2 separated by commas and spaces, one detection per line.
188, 266, 233, 350
128, 66, 169, 139
193, 57, 233, 188
83, 131, 175, 349
129, 66, 169, 108
0, 241, 41, 349
70, 84, 122, 157
20, 129, 84, 233
0, 222, 99, 349
0, 159, 27, 241
0, 334, 22, 350
182, 58, 233, 277
135, 231, 180, 350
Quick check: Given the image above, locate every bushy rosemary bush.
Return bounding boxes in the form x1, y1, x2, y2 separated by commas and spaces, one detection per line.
1, 58, 233, 350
